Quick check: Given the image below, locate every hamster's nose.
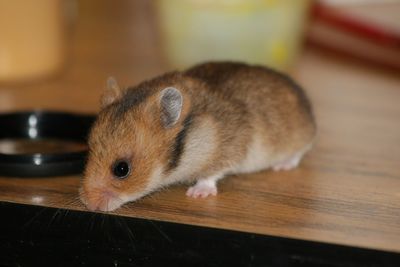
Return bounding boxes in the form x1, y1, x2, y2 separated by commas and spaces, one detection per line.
84, 199, 99, 211
79, 188, 100, 211
82, 190, 122, 212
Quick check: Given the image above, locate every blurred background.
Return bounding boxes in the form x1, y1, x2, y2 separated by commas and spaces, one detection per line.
0, 0, 399, 113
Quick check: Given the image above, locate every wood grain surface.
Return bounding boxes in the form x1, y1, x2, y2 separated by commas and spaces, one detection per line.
0, 0, 399, 253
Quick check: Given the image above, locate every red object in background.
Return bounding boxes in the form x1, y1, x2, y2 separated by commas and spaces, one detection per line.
308, 2, 400, 71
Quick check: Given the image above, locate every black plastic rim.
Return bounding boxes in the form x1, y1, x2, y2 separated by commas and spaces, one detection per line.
0, 111, 95, 177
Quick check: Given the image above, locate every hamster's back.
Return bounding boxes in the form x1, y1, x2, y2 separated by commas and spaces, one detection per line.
184, 62, 316, 156
185, 62, 312, 114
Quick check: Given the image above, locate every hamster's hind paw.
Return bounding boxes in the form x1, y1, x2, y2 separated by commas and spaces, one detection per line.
186, 179, 218, 198
272, 154, 302, 171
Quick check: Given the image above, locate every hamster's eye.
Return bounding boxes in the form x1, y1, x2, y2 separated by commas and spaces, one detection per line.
112, 160, 131, 179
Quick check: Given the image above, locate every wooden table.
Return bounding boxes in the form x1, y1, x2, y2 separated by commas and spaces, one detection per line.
1, 0, 399, 257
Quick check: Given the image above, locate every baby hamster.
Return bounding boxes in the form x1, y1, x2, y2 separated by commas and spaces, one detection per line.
80, 62, 316, 212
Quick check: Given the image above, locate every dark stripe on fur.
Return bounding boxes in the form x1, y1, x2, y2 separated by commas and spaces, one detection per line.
167, 114, 193, 171
112, 86, 153, 120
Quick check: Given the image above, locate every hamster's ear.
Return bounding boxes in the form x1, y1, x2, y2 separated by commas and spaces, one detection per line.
159, 87, 183, 128
101, 77, 123, 108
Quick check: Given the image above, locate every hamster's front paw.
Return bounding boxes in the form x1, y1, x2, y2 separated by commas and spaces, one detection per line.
186, 178, 218, 198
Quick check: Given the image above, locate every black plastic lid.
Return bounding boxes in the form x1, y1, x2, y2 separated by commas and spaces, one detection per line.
0, 111, 95, 177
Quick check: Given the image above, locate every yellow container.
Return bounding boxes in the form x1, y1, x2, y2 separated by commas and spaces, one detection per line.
0, 0, 66, 83
157, 0, 312, 71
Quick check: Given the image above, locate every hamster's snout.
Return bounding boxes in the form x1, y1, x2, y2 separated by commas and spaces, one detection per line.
80, 187, 124, 212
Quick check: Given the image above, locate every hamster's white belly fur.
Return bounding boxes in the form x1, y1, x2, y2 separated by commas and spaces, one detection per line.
230, 133, 312, 175
230, 133, 272, 174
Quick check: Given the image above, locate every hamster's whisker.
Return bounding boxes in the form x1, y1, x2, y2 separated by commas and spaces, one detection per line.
87, 212, 97, 233
62, 209, 70, 221
22, 207, 47, 230
115, 216, 136, 250
63, 195, 81, 207
46, 208, 61, 228
149, 220, 173, 244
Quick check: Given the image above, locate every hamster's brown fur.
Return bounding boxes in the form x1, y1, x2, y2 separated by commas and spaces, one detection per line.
80, 62, 316, 211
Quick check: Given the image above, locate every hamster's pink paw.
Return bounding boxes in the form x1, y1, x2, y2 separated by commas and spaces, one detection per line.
186, 180, 218, 198
272, 154, 302, 171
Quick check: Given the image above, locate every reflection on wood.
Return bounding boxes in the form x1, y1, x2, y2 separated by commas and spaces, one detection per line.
0, 139, 87, 154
